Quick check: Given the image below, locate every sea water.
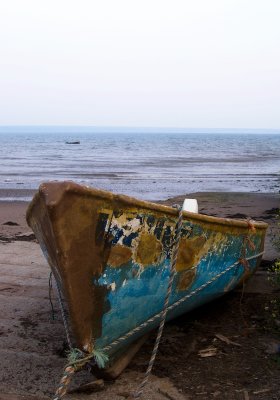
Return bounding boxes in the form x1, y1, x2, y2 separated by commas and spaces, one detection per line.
0, 130, 279, 201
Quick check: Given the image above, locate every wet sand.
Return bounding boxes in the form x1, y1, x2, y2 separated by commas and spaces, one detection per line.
0, 191, 279, 399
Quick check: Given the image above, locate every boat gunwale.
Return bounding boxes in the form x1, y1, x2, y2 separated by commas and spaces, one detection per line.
26, 181, 268, 231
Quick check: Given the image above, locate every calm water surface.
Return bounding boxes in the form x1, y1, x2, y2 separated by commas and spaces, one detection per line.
0, 132, 279, 200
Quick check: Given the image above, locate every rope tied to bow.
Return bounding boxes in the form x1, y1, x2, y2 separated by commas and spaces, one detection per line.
52, 205, 184, 400
53, 346, 109, 400
51, 274, 109, 400
52, 212, 263, 399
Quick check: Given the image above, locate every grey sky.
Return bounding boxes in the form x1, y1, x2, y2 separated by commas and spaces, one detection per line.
0, 1, 279, 128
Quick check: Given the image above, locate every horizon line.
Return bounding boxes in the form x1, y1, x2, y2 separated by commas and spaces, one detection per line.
0, 125, 280, 133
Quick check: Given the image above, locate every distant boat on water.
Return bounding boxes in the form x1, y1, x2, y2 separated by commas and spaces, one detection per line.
26, 181, 267, 372
65, 141, 80, 144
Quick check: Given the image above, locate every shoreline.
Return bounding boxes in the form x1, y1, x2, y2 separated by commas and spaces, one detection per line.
0, 188, 36, 202
0, 187, 279, 202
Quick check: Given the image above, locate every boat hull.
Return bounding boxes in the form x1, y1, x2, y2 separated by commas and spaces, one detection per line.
26, 182, 267, 358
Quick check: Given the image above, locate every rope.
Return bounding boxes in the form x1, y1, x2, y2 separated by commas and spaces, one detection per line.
53, 347, 109, 400
48, 272, 56, 321
54, 277, 72, 350
52, 206, 264, 399
53, 282, 108, 400
53, 366, 75, 400
52, 250, 263, 399
132, 206, 184, 399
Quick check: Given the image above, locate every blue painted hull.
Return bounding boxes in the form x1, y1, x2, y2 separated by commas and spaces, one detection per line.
96, 218, 263, 353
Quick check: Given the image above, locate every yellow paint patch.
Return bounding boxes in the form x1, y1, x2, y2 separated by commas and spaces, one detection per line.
209, 231, 228, 252
108, 244, 132, 268
135, 232, 163, 266
176, 236, 207, 271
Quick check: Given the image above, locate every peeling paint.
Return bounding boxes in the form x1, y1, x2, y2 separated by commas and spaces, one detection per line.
108, 245, 132, 268
176, 236, 207, 271
135, 232, 163, 267
26, 181, 267, 356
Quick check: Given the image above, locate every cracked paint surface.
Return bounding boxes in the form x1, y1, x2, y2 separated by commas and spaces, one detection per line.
94, 209, 263, 351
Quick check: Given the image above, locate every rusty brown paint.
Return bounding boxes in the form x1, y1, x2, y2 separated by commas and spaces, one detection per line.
177, 269, 196, 291
27, 185, 113, 351
108, 245, 133, 268
135, 232, 163, 266
53, 193, 111, 349
176, 236, 207, 272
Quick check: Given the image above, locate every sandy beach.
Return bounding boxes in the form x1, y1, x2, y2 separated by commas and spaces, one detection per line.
0, 191, 279, 399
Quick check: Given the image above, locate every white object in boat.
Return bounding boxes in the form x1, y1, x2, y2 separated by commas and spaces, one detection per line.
182, 198, 198, 213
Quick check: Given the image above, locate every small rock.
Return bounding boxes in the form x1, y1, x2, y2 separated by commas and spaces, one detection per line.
70, 379, 105, 394
3, 221, 19, 226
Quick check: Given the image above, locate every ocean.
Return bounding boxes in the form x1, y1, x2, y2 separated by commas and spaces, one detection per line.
0, 130, 279, 201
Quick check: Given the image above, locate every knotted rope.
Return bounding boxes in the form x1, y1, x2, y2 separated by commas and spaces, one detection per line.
52, 206, 183, 399
52, 211, 264, 399
53, 277, 72, 350
52, 281, 108, 400
53, 347, 108, 400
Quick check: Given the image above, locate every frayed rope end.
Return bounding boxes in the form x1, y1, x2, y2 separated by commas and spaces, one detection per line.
92, 348, 109, 369
67, 346, 109, 370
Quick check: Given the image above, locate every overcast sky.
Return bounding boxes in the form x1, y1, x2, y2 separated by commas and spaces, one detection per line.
0, 1, 279, 129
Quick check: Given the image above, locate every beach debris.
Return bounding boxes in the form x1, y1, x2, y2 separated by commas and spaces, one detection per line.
3, 221, 19, 226
252, 388, 271, 395
198, 346, 218, 357
215, 333, 241, 347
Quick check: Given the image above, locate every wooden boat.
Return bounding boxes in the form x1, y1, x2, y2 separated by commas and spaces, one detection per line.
26, 181, 267, 366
